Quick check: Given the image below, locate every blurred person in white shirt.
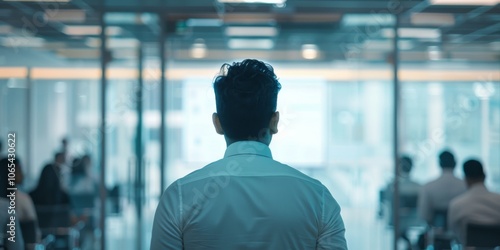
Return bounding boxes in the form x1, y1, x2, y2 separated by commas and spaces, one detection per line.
418, 150, 466, 225
448, 159, 500, 244
70, 155, 97, 195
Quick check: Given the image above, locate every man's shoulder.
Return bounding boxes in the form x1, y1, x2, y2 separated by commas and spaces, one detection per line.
274, 162, 325, 187
177, 157, 325, 189
485, 191, 500, 205
422, 177, 440, 190
423, 174, 461, 188
176, 159, 227, 184
450, 191, 469, 209
491, 191, 500, 199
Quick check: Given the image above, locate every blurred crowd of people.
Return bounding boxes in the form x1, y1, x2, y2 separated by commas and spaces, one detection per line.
380, 149, 500, 249
1, 138, 97, 250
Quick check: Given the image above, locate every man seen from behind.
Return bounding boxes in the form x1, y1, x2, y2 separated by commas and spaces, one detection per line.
150, 59, 347, 250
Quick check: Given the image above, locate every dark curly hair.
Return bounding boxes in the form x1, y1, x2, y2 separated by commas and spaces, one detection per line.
439, 150, 456, 169
399, 155, 413, 174
213, 59, 281, 141
463, 159, 485, 180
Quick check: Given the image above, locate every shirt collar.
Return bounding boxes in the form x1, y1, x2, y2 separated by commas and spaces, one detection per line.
469, 183, 488, 193
224, 141, 273, 159
442, 169, 455, 175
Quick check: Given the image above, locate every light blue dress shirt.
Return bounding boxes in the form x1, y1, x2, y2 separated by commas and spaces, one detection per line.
151, 141, 347, 250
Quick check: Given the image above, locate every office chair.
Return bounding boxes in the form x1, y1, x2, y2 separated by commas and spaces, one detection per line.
35, 205, 82, 250
425, 209, 453, 250
431, 209, 448, 230
466, 223, 500, 248
20, 220, 37, 245
19, 220, 65, 250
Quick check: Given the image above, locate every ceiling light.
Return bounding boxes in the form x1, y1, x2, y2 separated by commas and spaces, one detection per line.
224, 17, 276, 25
190, 39, 207, 59
301, 44, 319, 60
85, 38, 139, 48
411, 13, 455, 26
399, 28, 440, 39
382, 28, 441, 39
45, 10, 85, 22
225, 26, 278, 37
341, 14, 395, 26
186, 19, 223, 27
62, 25, 122, 36
429, 0, 499, 5
56, 49, 99, 59
362, 40, 414, 50
228, 38, 274, 49
63, 25, 95, 35
218, 0, 286, 4
0, 37, 45, 47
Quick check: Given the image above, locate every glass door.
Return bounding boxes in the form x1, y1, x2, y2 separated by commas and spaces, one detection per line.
102, 11, 162, 250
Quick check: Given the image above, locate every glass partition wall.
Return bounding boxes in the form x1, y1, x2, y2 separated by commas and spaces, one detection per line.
396, 4, 500, 249
398, 8, 500, 191
0, 7, 103, 249
1, 3, 499, 250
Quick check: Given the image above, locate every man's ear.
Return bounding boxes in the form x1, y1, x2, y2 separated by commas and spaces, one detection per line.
269, 111, 279, 135
212, 113, 224, 135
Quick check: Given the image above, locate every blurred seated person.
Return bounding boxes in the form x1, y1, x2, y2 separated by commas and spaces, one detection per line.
448, 159, 500, 244
381, 155, 422, 247
30, 154, 73, 229
0, 157, 25, 250
381, 155, 421, 214
70, 155, 97, 195
418, 150, 466, 226
0, 158, 42, 243
44, 151, 71, 192
398, 155, 421, 198
8, 158, 38, 222
70, 155, 98, 227
30, 153, 71, 206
